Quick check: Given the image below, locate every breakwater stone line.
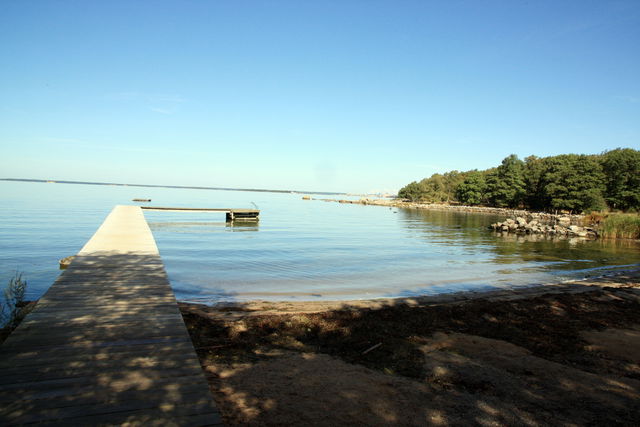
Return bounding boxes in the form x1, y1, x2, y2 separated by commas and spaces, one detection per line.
0, 205, 222, 426
313, 197, 586, 226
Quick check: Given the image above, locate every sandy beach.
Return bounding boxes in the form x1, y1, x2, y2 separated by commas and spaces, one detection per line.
180, 269, 640, 425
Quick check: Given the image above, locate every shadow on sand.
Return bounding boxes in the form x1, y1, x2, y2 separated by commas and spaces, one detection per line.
181, 274, 640, 425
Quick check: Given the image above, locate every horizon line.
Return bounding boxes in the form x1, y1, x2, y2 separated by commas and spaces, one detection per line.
0, 178, 350, 197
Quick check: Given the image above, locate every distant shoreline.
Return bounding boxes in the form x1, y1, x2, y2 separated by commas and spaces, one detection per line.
0, 178, 347, 197
311, 196, 585, 221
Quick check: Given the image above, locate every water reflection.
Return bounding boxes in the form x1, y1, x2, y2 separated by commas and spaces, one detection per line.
398, 208, 640, 273
488, 232, 640, 271
399, 208, 498, 241
226, 222, 259, 232
148, 221, 259, 233
150, 203, 637, 302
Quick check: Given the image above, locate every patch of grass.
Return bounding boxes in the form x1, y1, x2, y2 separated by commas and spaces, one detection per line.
600, 213, 640, 239
582, 211, 606, 227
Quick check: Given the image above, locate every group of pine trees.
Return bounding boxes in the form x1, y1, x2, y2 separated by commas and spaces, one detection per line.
397, 148, 640, 213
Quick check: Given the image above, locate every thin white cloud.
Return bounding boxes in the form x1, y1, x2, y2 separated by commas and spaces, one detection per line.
104, 91, 141, 101
150, 107, 174, 115
614, 95, 639, 104
149, 94, 187, 103
104, 92, 187, 104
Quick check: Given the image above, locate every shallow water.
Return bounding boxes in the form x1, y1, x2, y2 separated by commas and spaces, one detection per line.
1, 180, 638, 303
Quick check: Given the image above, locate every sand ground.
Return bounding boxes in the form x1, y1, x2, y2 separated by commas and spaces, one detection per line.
180, 270, 640, 425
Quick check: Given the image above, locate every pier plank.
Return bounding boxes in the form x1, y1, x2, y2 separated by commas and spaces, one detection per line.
0, 205, 221, 425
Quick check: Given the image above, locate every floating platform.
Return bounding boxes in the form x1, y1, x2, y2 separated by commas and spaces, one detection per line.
141, 206, 260, 222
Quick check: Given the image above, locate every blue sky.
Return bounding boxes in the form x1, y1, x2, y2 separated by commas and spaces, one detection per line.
1, 1, 638, 194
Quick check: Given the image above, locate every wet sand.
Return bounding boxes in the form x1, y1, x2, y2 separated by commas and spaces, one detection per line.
180, 269, 640, 425
182, 269, 640, 319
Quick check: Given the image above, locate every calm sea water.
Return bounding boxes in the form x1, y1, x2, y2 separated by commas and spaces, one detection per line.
1, 181, 638, 303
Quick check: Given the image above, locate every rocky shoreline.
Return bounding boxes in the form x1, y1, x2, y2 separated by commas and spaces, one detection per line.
308, 196, 586, 226
489, 216, 597, 238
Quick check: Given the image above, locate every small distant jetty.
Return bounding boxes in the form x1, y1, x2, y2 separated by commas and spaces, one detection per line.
141, 206, 260, 222
132, 198, 152, 202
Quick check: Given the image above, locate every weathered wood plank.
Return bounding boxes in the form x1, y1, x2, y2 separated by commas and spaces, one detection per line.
30, 410, 223, 427
2, 390, 218, 424
0, 386, 210, 414
0, 353, 201, 377
0, 373, 212, 403
0, 205, 219, 425
0, 343, 198, 369
2, 328, 192, 348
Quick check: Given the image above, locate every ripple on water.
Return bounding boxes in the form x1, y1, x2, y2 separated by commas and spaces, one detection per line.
1, 181, 639, 303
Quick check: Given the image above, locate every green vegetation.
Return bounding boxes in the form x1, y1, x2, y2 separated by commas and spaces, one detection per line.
599, 213, 640, 239
398, 148, 640, 213
601, 148, 640, 211
455, 170, 487, 206
1, 272, 28, 329
486, 154, 526, 208
397, 171, 464, 202
541, 154, 606, 212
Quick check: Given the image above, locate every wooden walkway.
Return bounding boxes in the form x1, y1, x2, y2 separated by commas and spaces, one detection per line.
0, 205, 222, 426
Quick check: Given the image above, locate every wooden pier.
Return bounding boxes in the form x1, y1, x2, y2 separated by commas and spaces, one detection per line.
141, 206, 260, 222
0, 205, 221, 425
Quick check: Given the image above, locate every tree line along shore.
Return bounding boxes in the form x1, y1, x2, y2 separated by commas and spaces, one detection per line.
397, 148, 639, 213
391, 148, 640, 239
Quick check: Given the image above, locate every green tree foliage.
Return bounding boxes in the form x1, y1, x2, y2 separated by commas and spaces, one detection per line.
541, 154, 606, 212
441, 171, 464, 202
398, 171, 466, 202
600, 148, 640, 211
485, 154, 526, 208
417, 174, 447, 202
397, 181, 423, 201
397, 148, 638, 213
455, 170, 487, 205
523, 155, 548, 210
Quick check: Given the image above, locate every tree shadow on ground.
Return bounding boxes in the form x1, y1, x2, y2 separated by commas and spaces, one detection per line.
181, 280, 640, 425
